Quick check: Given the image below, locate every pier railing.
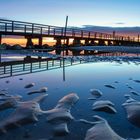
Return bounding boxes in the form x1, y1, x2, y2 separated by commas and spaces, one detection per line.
0, 58, 83, 79
0, 19, 135, 42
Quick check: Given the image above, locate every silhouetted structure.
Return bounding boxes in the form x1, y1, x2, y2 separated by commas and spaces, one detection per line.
0, 19, 140, 47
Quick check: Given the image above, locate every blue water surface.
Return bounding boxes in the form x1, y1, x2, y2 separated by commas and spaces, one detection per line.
0, 60, 140, 140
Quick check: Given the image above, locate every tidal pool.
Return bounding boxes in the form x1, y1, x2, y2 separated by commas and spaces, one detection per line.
0, 59, 140, 140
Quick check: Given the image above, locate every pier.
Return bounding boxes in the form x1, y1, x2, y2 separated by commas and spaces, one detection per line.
0, 19, 140, 47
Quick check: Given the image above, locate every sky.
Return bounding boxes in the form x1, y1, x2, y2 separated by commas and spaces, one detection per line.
0, 0, 140, 46
0, 0, 140, 27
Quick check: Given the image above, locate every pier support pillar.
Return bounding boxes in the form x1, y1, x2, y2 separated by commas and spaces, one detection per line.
26, 37, 33, 47
113, 41, 120, 46
90, 40, 95, 46
63, 38, 69, 55
108, 40, 112, 46
38, 56, 42, 59
55, 38, 62, 47
84, 50, 89, 55
63, 38, 69, 46
24, 56, 32, 61
55, 38, 62, 55
121, 41, 128, 46
0, 35, 2, 45
98, 40, 105, 46
39, 37, 43, 46
85, 39, 89, 46
73, 38, 81, 47
66, 38, 69, 46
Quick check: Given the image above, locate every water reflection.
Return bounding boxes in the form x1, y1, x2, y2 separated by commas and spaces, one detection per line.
1, 52, 140, 80
0, 56, 84, 80
0, 52, 140, 139
52, 49, 140, 57
0, 60, 140, 140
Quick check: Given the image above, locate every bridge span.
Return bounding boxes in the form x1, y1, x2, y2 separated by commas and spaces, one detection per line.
0, 19, 140, 47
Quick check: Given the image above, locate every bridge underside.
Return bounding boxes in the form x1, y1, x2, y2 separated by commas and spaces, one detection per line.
0, 32, 140, 47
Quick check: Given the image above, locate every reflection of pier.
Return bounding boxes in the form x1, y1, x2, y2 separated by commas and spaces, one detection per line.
0, 57, 83, 79
1, 52, 140, 79
70, 46, 140, 54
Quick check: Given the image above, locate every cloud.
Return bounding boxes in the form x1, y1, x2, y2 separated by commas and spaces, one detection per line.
115, 22, 125, 25
75, 25, 140, 37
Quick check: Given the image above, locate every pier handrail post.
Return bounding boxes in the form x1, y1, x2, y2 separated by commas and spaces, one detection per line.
4, 66, 6, 74
60, 59, 62, 67
113, 31, 116, 40
94, 32, 97, 38
52, 59, 54, 66
23, 62, 25, 71
39, 61, 41, 68
72, 29, 75, 37
128, 36, 130, 41
81, 30, 83, 38
32, 23, 34, 34
24, 25, 27, 33
88, 32, 90, 39
10, 65, 13, 76
12, 21, 14, 32
46, 60, 48, 70
30, 62, 33, 73
61, 28, 64, 36
54, 28, 56, 36
71, 58, 73, 65
5, 23, 7, 32
100, 33, 102, 39
40, 27, 43, 35
48, 26, 50, 35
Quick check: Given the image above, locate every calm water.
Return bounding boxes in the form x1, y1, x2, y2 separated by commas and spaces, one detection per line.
0, 57, 140, 139
1, 50, 140, 62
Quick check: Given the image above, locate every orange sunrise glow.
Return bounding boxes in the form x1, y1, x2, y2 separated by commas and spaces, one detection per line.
1, 37, 75, 47
2, 37, 56, 47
